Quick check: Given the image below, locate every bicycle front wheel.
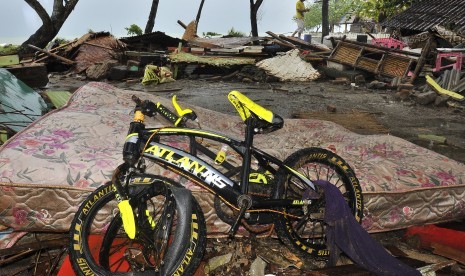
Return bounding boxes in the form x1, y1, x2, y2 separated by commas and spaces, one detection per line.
274, 147, 363, 258
69, 176, 206, 276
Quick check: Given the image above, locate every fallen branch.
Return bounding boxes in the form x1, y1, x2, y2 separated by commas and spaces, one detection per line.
28, 44, 75, 65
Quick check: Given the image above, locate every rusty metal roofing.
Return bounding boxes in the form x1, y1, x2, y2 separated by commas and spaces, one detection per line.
382, 0, 465, 35
119, 32, 183, 47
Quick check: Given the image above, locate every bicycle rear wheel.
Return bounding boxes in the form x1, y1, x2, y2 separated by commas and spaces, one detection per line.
274, 147, 363, 257
69, 176, 206, 275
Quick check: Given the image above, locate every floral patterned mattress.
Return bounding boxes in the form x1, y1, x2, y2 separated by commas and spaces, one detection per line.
1, 82, 465, 246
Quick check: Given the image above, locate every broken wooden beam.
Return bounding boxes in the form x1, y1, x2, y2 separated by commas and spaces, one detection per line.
432, 243, 465, 265
177, 20, 188, 29
426, 75, 464, 101
27, 44, 75, 65
279, 34, 329, 52
265, 31, 297, 49
410, 35, 434, 84
34, 39, 77, 60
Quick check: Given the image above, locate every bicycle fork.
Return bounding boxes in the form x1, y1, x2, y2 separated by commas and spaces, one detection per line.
111, 164, 138, 239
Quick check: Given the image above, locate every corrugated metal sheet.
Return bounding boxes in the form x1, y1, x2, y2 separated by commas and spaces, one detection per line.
0, 69, 47, 132
382, 0, 465, 35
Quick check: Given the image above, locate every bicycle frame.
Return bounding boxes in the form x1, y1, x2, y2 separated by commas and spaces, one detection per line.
117, 92, 322, 238
139, 126, 316, 213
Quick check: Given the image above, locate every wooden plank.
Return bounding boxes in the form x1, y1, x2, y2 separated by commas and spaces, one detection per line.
0, 55, 20, 67
243, 46, 264, 53
410, 35, 433, 83
45, 91, 72, 109
279, 35, 329, 52
210, 48, 241, 53
28, 44, 75, 65
190, 47, 205, 53
432, 242, 465, 265
426, 75, 465, 101
265, 31, 297, 49
279, 35, 312, 47
32, 39, 78, 62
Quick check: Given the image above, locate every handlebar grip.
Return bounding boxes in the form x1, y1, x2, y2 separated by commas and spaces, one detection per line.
156, 103, 182, 126
132, 95, 158, 117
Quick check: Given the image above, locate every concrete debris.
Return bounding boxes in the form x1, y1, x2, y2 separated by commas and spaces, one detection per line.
85, 60, 118, 80
367, 80, 389, 89
249, 257, 267, 276
255, 49, 320, 81
416, 91, 438, 105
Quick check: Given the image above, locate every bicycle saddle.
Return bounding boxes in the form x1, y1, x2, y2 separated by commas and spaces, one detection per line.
228, 90, 284, 133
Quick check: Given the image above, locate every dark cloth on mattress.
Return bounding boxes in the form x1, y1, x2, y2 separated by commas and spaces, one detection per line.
314, 180, 420, 276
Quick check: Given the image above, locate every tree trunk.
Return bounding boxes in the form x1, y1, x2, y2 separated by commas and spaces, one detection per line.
145, 0, 160, 34
321, 0, 329, 43
196, 0, 206, 28
20, 0, 79, 55
249, 0, 263, 37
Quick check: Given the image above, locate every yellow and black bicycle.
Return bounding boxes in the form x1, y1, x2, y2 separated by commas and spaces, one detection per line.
69, 90, 364, 275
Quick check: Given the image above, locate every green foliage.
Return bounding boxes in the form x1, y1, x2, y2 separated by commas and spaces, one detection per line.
0, 44, 19, 55
304, 0, 353, 30
54, 37, 69, 44
202, 31, 222, 38
226, 27, 246, 37
303, 0, 414, 31
125, 24, 143, 36
351, 0, 414, 22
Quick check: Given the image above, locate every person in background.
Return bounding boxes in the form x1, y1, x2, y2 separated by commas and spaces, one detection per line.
291, 0, 309, 38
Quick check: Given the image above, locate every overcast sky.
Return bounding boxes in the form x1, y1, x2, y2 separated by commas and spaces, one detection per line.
1, 0, 299, 44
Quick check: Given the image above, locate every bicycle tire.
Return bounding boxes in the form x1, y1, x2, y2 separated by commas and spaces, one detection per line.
69, 176, 206, 275
274, 147, 363, 257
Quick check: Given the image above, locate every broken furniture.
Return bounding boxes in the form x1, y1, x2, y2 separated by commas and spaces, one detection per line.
434, 48, 465, 72
328, 41, 415, 79
371, 37, 407, 50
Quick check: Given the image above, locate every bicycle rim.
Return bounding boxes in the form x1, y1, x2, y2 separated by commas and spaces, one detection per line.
275, 148, 363, 257
69, 180, 206, 275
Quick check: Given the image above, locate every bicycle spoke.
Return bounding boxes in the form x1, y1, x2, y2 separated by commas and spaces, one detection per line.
274, 148, 363, 257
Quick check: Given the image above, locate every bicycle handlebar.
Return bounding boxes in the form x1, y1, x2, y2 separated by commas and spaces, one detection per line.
131, 95, 197, 127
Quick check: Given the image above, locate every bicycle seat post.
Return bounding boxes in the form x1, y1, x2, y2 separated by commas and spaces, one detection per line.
228, 117, 255, 238
240, 117, 256, 195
